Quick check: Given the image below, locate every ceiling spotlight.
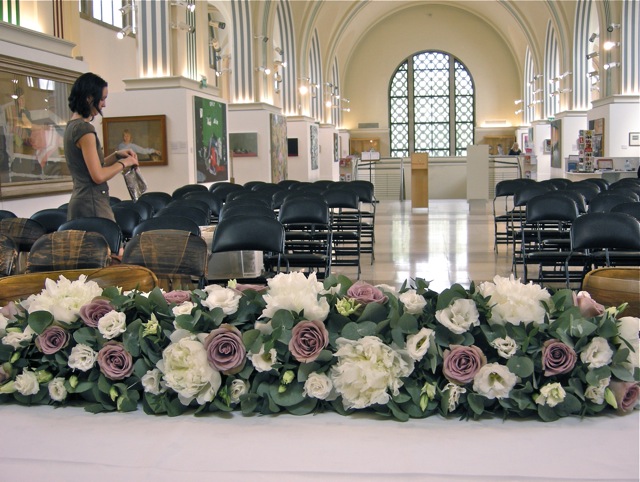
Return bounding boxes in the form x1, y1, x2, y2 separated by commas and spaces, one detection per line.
215, 69, 232, 77
607, 23, 621, 32
273, 60, 287, 68
603, 41, 620, 50
603, 62, 620, 70
171, 22, 195, 33
172, 1, 195, 12
587, 70, 599, 77
299, 85, 308, 95
589, 33, 598, 43
116, 25, 132, 39
209, 39, 221, 52
119, 4, 135, 14
586, 51, 599, 59
274, 47, 284, 55
254, 35, 269, 43
256, 66, 271, 75
514, 109, 524, 115
514, 99, 523, 105
209, 21, 226, 29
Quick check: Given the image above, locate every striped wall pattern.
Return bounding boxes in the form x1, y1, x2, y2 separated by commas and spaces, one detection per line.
230, 0, 253, 103
184, 0, 196, 81
53, 0, 63, 38
275, 0, 297, 116
0, 0, 19, 24
573, 0, 593, 110
309, 29, 322, 122
621, 0, 639, 94
138, 0, 170, 78
544, 20, 559, 118
524, 47, 535, 124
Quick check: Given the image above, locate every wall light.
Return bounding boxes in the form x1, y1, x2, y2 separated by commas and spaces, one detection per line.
514, 99, 523, 105
587, 70, 599, 78
607, 23, 621, 32
274, 60, 287, 68
209, 39, 221, 52
200, 76, 207, 89
256, 66, 271, 75
215, 69, 232, 77
119, 4, 135, 14
209, 21, 226, 29
172, 22, 195, 33
254, 35, 269, 43
603, 41, 620, 51
586, 51, 599, 59
589, 32, 598, 43
172, 1, 195, 12
116, 25, 132, 39
515, 109, 524, 115
603, 62, 620, 70
274, 47, 284, 55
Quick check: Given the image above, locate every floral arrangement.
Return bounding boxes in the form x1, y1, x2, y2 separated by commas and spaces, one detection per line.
0, 272, 638, 422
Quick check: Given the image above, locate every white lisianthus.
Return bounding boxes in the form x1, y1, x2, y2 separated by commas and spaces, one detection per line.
580, 337, 614, 369
68, 343, 98, 372
472, 363, 517, 400
303, 372, 334, 400
172, 301, 195, 318
229, 379, 250, 404
405, 328, 434, 361
21, 275, 103, 325
477, 275, 551, 326
399, 289, 427, 315
585, 376, 611, 405
48, 377, 67, 402
261, 272, 330, 322
444, 382, 466, 412
490, 336, 518, 359
535, 382, 566, 407
14, 369, 39, 396
201, 285, 241, 315
615, 317, 640, 371
249, 345, 278, 373
97, 310, 127, 340
0, 313, 8, 334
435, 298, 480, 334
157, 336, 221, 405
2, 325, 36, 349
331, 336, 413, 410
141, 368, 165, 395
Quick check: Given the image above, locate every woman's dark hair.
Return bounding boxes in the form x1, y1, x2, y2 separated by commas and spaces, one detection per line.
68, 72, 108, 118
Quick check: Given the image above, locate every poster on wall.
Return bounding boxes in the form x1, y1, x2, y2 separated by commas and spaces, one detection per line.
194, 96, 228, 183
550, 120, 561, 169
310, 124, 319, 170
588, 118, 604, 157
333, 133, 339, 162
270, 113, 287, 182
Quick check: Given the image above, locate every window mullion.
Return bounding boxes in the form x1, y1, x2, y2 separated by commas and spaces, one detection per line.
408, 57, 415, 155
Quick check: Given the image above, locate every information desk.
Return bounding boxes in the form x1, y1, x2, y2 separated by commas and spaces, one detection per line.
567, 171, 638, 183
0, 404, 637, 481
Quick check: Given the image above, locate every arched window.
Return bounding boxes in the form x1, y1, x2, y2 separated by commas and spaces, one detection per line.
389, 51, 475, 157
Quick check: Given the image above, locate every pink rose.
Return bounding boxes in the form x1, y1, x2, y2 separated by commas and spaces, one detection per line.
97, 341, 134, 380
542, 339, 577, 376
0, 301, 19, 320
443, 345, 487, 385
163, 290, 192, 304
79, 298, 115, 328
572, 291, 605, 318
609, 381, 640, 413
204, 324, 246, 375
35, 326, 70, 355
347, 281, 388, 305
289, 320, 329, 363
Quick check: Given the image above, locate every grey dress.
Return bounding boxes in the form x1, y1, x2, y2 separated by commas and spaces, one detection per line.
64, 118, 115, 221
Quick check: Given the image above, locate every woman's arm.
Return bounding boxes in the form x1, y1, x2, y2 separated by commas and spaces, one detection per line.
77, 133, 139, 184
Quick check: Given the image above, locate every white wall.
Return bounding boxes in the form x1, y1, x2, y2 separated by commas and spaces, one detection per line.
589, 96, 640, 159
318, 125, 339, 181
286, 118, 315, 181
228, 106, 275, 184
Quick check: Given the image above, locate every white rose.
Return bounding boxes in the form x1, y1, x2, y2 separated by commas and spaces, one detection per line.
535, 382, 566, 407
399, 289, 427, 315
229, 379, 250, 403
68, 343, 98, 372
444, 382, 466, 412
477, 275, 551, 326
261, 272, 330, 322
48, 377, 68, 402
249, 345, 278, 373
201, 285, 241, 315
490, 336, 518, 359
585, 377, 610, 405
435, 298, 480, 334
405, 328, 434, 361
97, 310, 127, 340
473, 363, 517, 400
615, 317, 640, 370
2, 326, 36, 349
157, 336, 221, 406
0, 313, 8, 333
141, 368, 165, 395
303, 372, 334, 400
14, 369, 40, 396
172, 301, 195, 318
580, 336, 614, 369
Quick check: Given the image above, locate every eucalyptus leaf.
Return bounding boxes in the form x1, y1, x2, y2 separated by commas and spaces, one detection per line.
467, 393, 485, 415
269, 381, 305, 407
341, 321, 377, 340
287, 397, 318, 415
537, 404, 560, 422
26, 310, 54, 334
356, 302, 388, 324
610, 365, 635, 382
507, 356, 534, 378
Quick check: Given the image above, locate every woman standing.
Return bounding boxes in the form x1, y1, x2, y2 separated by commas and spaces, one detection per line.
64, 72, 138, 221
508, 142, 522, 156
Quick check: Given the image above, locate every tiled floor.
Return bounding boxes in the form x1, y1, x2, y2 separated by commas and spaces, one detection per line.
332, 199, 514, 292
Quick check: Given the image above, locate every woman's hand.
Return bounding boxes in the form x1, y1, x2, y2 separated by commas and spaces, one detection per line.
115, 149, 139, 169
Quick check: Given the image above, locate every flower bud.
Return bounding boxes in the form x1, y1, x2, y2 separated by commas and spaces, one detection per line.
421, 382, 437, 400
278, 384, 287, 393
336, 298, 361, 316
604, 387, 617, 409
9, 352, 20, 364
282, 370, 295, 385
0, 381, 16, 394
69, 375, 79, 389
142, 314, 159, 337
227, 279, 238, 289
36, 370, 53, 384
109, 385, 119, 402
419, 393, 429, 412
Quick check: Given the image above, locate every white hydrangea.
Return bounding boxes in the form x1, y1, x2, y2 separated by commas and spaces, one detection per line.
261, 272, 330, 322
477, 275, 551, 326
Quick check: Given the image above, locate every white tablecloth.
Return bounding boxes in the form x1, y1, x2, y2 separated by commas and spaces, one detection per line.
1, 405, 638, 481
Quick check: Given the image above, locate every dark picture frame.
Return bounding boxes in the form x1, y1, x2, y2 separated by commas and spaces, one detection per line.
102, 115, 168, 166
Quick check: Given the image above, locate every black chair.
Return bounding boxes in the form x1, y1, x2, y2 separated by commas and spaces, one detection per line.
343, 180, 377, 262
0, 233, 17, 277
155, 205, 210, 227
112, 200, 154, 221
323, 188, 361, 278
0, 217, 47, 273
581, 178, 609, 192
492, 179, 529, 252
225, 190, 272, 206
209, 182, 245, 198
219, 203, 276, 221
184, 191, 223, 223
132, 215, 200, 237
166, 199, 212, 221
594, 188, 639, 202
172, 184, 208, 199
244, 181, 268, 191
111, 206, 142, 242
552, 190, 588, 214
58, 217, 123, 257
611, 202, 640, 221
277, 179, 301, 190
588, 193, 638, 213
565, 182, 601, 204
138, 192, 172, 213
0, 210, 17, 220
26, 230, 111, 273
30, 209, 69, 233
109, 196, 122, 206
58, 203, 69, 212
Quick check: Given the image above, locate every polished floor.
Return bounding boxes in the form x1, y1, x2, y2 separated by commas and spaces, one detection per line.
331, 199, 513, 292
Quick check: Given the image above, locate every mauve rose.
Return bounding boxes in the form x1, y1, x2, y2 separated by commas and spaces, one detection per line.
163, 290, 192, 304
443, 345, 487, 385
609, 381, 640, 413
35, 326, 70, 355
204, 324, 246, 375
79, 298, 114, 328
572, 291, 605, 318
97, 341, 134, 381
289, 320, 329, 363
542, 339, 577, 376
347, 281, 388, 305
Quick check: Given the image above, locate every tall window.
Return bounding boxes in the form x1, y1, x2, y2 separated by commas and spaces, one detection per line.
390, 51, 475, 157
79, 0, 132, 29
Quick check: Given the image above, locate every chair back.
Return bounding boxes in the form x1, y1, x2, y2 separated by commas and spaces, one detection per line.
611, 202, 640, 221
0, 210, 17, 220
111, 206, 142, 241
184, 191, 223, 218
565, 182, 601, 203
526, 194, 579, 223
279, 197, 329, 225
277, 179, 301, 190
581, 178, 609, 191
172, 184, 208, 199
113, 200, 154, 220
0, 217, 46, 251
212, 215, 285, 254
0, 233, 17, 277
26, 230, 111, 273
220, 203, 276, 221
132, 215, 200, 237
571, 212, 640, 251
30, 209, 69, 233
244, 181, 267, 191
58, 217, 123, 255
513, 184, 551, 207
138, 192, 172, 212
155, 206, 210, 227
551, 190, 588, 213
588, 193, 638, 213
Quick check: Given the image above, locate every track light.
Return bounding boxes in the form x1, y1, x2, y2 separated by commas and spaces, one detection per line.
273, 60, 287, 68
209, 39, 221, 52
603, 62, 620, 70
256, 66, 271, 75
254, 35, 269, 43
607, 23, 620, 32
215, 69, 232, 77
514, 99, 523, 105
603, 41, 619, 51
587, 70, 599, 78
274, 47, 284, 55
209, 21, 226, 29
589, 33, 598, 43
116, 25, 132, 39
119, 4, 135, 14
172, 1, 195, 12
172, 22, 194, 33
586, 51, 599, 59
342, 108, 351, 112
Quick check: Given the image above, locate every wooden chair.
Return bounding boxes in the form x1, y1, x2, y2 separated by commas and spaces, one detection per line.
26, 230, 111, 273
0, 265, 158, 305
582, 267, 640, 317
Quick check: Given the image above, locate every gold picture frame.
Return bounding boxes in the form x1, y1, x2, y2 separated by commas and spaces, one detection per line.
102, 115, 168, 166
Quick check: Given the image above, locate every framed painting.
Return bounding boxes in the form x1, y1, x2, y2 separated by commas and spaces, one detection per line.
310, 124, 318, 170
229, 132, 258, 157
194, 96, 228, 183
629, 132, 640, 146
102, 115, 167, 166
270, 114, 287, 182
